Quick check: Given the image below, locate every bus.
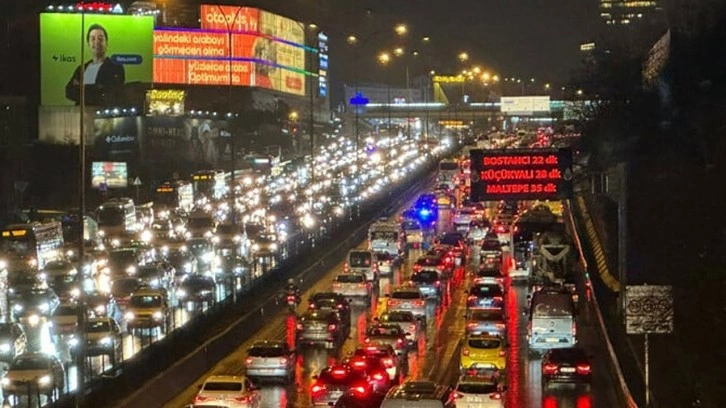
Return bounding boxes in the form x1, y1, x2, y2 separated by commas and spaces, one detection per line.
438, 159, 459, 189
0, 221, 64, 269
192, 170, 227, 201
96, 198, 137, 238
154, 181, 194, 215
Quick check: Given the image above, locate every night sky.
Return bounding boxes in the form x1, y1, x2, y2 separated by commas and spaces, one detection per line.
314, 0, 602, 98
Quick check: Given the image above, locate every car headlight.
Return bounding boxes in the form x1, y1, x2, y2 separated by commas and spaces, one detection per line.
203, 252, 213, 263
0, 344, 11, 353
233, 235, 241, 242
98, 230, 106, 237
38, 303, 50, 312
99, 336, 112, 345
111, 239, 121, 247
270, 243, 278, 251
252, 244, 260, 251
0, 260, 5, 270
211, 236, 220, 244
124, 311, 135, 321
94, 305, 106, 315
140, 230, 153, 242
184, 262, 193, 272
1, 378, 9, 386
12, 304, 22, 312
68, 337, 79, 347
38, 375, 51, 386
152, 311, 163, 320
28, 315, 40, 327
126, 266, 137, 274
70, 288, 81, 298
176, 289, 187, 298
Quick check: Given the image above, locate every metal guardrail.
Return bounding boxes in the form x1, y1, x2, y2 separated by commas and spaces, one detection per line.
565, 199, 638, 408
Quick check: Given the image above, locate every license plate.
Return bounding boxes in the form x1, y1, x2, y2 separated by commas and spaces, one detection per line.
561, 367, 576, 373
401, 303, 412, 309
546, 338, 559, 343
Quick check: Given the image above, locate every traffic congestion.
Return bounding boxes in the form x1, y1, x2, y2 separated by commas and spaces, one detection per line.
136, 131, 624, 408
0, 133, 451, 408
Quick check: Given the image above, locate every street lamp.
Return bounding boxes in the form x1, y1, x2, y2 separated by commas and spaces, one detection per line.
76, 3, 88, 406
458, 52, 469, 62
377, 51, 393, 136
394, 23, 408, 36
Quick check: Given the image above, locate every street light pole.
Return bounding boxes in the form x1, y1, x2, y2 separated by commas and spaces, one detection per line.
308, 38, 315, 186
76, 5, 87, 407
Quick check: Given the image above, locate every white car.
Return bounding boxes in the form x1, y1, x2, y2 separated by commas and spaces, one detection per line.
386, 285, 426, 324
2, 352, 65, 398
193, 375, 261, 407
453, 209, 474, 232
331, 272, 370, 299
453, 373, 505, 407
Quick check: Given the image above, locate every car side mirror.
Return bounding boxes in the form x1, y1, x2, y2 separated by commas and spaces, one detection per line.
312, 375, 318, 380
405, 332, 411, 336
373, 317, 379, 322
197, 384, 203, 390
385, 294, 390, 298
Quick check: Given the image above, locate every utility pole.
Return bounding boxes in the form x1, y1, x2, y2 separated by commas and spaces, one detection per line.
76, 5, 87, 407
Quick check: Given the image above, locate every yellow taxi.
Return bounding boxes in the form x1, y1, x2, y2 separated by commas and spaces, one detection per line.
437, 194, 453, 208
460, 333, 507, 371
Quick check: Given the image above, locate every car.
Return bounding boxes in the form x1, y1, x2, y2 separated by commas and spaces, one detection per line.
82, 317, 123, 364
453, 208, 475, 232
364, 324, 408, 355
296, 310, 346, 350
376, 311, 420, 347
136, 262, 174, 290
541, 347, 592, 390
480, 240, 503, 269
374, 252, 398, 276
8, 272, 47, 296
435, 232, 468, 265
164, 248, 198, 281
465, 309, 506, 337
342, 355, 396, 393
125, 286, 169, 331
453, 373, 505, 407
0, 323, 26, 366
176, 274, 216, 304
413, 254, 448, 278
249, 234, 279, 258
11, 287, 60, 323
331, 272, 371, 299
459, 333, 507, 371
86, 290, 119, 319
107, 248, 143, 277
386, 285, 426, 324
332, 386, 388, 408
1, 352, 65, 398
41, 260, 78, 279
244, 340, 296, 383
381, 380, 456, 408
352, 345, 403, 382
426, 245, 456, 273
311, 364, 369, 407
193, 375, 261, 407
409, 269, 442, 298
47, 273, 82, 302
308, 292, 352, 327
466, 283, 505, 311
50, 302, 81, 336
110, 277, 142, 309
213, 223, 244, 249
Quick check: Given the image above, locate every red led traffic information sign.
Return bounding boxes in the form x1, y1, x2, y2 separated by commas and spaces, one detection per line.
469, 148, 573, 202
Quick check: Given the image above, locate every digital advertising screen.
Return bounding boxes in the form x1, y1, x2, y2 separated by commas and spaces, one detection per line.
40, 13, 154, 106
469, 148, 573, 202
91, 161, 128, 189
153, 6, 307, 96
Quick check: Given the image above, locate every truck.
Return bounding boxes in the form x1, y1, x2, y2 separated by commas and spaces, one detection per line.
511, 204, 561, 280
154, 181, 194, 216
368, 219, 401, 257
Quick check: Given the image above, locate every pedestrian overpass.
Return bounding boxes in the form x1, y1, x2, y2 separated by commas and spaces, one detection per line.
351, 100, 584, 120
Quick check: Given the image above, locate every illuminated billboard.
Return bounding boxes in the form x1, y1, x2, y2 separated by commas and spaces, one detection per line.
91, 161, 128, 189
152, 6, 307, 96
500, 96, 551, 113
40, 13, 154, 106
469, 148, 573, 201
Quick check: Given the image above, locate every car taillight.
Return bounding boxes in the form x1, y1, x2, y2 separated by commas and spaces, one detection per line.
572, 322, 577, 336
467, 323, 479, 330
372, 371, 386, 381
311, 383, 326, 394
435, 280, 441, 286
453, 391, 464, 399
408, 323, 417, 332
337, 304, 345, 309
467, 295, 477, 302
462, 348, 470, 356
352, 359, 366, 368
328, 324, 337, 331
279, 357, 288, 364
358, 283, 367, 288
287, 295, 296, 301
245, 357, 253, 365
543, 363, 558, 374
436, 265, 444, 271
332, 283, 341, 288
493, 296, 503, 302
194, 395, 209, 403
576, 363, 591, 375
499, 350, 506, 357
397, 338, 404, 345
382, 357, 394, 367
413, 300, 424, 307
296, 323, 303, 330
331, 368, 347, 377
352, 384, 368, 396
413, 265, 422, 272
490, 392, 502, 400
233, 396, 251, 403
387, 299, 401, 307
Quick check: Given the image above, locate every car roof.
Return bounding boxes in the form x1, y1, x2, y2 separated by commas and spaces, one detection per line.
466, 333, 503, 341
458, 374, 499, 385
388, 380, 449, 398
251, 340, 286, 348
205, 375, 244, 383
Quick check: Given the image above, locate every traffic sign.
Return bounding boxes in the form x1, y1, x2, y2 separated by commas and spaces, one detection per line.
132, 177, 142, 186
349, 92, 369, 106
625, 285, 674, 334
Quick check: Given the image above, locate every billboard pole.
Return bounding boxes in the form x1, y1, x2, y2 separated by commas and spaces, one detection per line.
309, 36, 315, 187
76, 4, 87, 408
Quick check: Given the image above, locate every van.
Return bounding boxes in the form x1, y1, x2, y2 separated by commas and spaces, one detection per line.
345, 250, 378, 282
527, 288, 576, 353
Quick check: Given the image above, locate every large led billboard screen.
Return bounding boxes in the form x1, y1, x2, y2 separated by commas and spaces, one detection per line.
469, 148, 573, 202
40, 13, 154, 106
153, 6, 307, 96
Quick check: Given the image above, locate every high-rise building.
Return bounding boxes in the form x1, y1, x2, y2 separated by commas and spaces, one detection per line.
599, 0, 662, 25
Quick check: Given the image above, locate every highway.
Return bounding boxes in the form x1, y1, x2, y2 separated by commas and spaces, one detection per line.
157, 197, 622, 407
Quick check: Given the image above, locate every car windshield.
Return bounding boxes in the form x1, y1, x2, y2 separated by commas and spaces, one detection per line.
336, 274, 365, 283
188, 218, 213, 229
111, 279, 139, 294
470, 285, 503, 297
216, 225, 236, 234
417, 257, 440, 266
98, 207, 124, 225
203, 382, 243, 392
412, 271, 438, 282
0, 324, 16, 336
532, 294, 575, 317
381, 312, 414, 322
51, 275, 75, 287
130, 295, 162, 308
371, 231, 398, 241
457, 383, 498, 394
249, 346, 286, 357
391, 291, 421, 300
368, 326, 401, 336
44, 261, 70, 272
402, 220, 421, 231
319, 369, 359, 385
481, 241, 501, 251
468, 338, 501, 348
468, 310, 504, 321
348, 252, 372, 267
109, 250, 135, 265
12, 357, 50, 371
86, 321, 111, 333
55, 305, 80, 315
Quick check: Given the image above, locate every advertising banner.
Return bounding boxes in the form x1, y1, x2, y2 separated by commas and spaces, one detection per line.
145, 89, 186, 116
91, 161, 128, 189
469, 148, 573, 201
500, 96, 551, 113
40, 13, 154, 106
153, 6, 307, 96
143, 117, 230, 169
93, 116, 142, 160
